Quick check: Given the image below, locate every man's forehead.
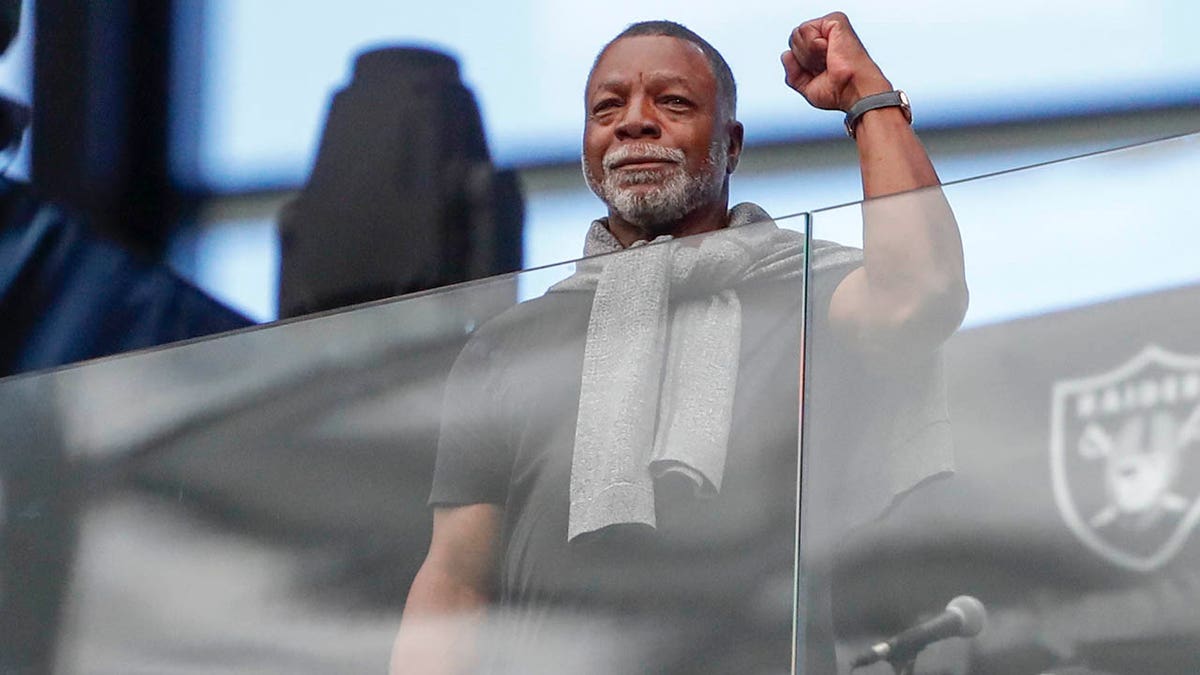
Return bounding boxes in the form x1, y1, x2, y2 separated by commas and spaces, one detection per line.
591, 71, 695, 93
587, 35, 713, 89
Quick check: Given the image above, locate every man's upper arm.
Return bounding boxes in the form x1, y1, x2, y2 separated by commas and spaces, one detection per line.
407, 504, 502, 611
828, 253, 966, 358
392, 504, 501, 675
825, 186, 968, 359
425, 504, 502, 594
429, 333, 513, 506
416, 327, 511, 607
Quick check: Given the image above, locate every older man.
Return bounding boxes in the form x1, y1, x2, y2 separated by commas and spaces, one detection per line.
393, 12, 966, 674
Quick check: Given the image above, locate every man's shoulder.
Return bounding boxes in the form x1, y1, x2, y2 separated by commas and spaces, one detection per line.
729, 201, 862, 272
461, 289, 590, 354
812, 238, 863, 272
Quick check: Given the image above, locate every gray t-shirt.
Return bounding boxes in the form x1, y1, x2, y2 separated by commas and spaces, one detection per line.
429, 216, 862, 672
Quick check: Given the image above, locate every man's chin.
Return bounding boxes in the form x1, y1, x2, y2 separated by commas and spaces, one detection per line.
610, 183, 667, 200
610, 173, 672, 191
614, 204, 687, 233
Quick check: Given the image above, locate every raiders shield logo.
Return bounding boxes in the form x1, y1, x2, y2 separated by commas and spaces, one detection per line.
1050, 345, 1200, 572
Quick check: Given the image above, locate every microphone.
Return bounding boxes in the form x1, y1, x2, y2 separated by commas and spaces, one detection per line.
851, 595, 987, 669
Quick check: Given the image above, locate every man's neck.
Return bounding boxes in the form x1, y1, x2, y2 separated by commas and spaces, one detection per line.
605, 199, 730, 248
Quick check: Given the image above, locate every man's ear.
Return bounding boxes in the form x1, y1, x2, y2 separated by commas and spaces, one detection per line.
725, 120, 744, 174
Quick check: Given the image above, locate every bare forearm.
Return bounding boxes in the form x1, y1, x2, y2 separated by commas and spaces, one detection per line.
855, 103, 940, 198
784, 12, 968, 352
403, 561, 491, 616
855, 110, 965, 332
390, 565, 490, 675
390, 504, 500, 675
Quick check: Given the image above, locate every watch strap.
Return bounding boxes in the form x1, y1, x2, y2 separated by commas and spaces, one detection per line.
844, 90, 911, 138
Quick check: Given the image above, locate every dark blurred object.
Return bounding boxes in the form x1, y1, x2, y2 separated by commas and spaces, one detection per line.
32, 0, 175, 258
0, 0, 26, 155
0, 178, 252, 377
0, 0, 19, 54
277, 47, 523, 319
833, 282, 1200, 675
0, 94, 29, 152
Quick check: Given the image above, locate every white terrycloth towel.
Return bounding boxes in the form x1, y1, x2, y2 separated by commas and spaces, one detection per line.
551, 203, 806, 541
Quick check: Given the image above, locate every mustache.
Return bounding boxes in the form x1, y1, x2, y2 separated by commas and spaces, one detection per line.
602, 144, 685, 171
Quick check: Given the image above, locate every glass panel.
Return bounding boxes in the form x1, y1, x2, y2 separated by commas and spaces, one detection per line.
0, 209, 809, 674
800, 132, 1200, 673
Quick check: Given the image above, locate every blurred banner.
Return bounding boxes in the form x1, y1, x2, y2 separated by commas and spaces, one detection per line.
803, 133, 1200, 675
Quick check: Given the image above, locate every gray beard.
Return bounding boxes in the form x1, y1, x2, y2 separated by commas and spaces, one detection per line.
583, 140, 726, 236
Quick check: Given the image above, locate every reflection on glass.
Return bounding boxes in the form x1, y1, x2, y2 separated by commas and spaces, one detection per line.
801, 133, 1200, 675
0, 275, 522, 674
4, 132, 1198, 675
394, 213, 816, 674
796, 183, 965, 675
1, 209, 816, 674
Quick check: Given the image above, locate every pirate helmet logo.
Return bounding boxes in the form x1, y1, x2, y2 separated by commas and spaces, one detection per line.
1050, 345, 1200, 572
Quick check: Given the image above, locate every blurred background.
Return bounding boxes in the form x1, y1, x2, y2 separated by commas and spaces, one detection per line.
2, 0, 1197, 324
3, 3, 1200, 674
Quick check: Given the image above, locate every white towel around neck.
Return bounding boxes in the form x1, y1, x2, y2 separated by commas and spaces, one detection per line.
549, 203, 807, 541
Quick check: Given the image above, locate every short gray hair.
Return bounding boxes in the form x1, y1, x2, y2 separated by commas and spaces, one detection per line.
591, 20, 737, 121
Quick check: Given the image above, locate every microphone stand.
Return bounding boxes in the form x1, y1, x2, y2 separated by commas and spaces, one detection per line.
852, 594, 988, 674
849, 644, 919, 673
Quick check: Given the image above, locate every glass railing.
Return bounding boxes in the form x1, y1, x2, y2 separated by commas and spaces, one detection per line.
3, 132, 1199, 674
0, 212, 810, 674
0, 268, 522, 673
801, 132, 1200, 674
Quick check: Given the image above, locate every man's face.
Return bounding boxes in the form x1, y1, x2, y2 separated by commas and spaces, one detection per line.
582, 35, 735, 234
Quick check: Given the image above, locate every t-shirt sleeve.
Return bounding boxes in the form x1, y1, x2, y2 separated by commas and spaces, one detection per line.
808, 239, 863, 329
804, 238, 954, 533
428, 333, 513, 507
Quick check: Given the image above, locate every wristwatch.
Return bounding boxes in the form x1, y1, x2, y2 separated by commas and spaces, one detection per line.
844, 90, 911, 139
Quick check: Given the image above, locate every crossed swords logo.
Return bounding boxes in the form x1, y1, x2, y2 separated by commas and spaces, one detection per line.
1076, 404, 1200, 532
1051, 345, 1200, 572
